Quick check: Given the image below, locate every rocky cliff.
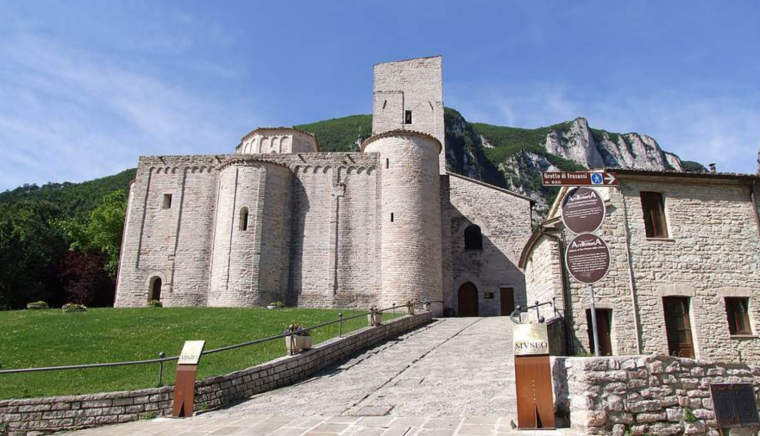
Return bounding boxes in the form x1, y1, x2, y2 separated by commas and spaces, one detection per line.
442, 109, 703, 219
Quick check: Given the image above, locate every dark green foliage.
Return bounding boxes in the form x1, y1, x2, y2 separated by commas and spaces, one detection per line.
59, 190, 128, 277
681, 161, 707, 172
26, 301, 49, 310
148, 300, 163, 307
0, 169, 135, 218
295, 115, 372, 152
0, 201, 68, 309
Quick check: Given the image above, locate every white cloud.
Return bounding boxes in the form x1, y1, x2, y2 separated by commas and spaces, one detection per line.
0, 34, 260, 191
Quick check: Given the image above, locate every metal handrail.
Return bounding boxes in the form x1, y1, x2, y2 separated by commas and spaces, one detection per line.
0, 304, 408, 375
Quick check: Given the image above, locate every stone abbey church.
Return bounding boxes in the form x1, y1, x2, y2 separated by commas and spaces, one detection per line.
115, 56, 534, 316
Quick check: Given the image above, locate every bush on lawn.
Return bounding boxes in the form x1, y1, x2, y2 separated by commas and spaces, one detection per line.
148, 300, 163, 307
62, 303, 87, 313
26, 301, 50, 310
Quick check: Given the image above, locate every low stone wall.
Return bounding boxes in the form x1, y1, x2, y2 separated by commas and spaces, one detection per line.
0, 312, 432, 436
552, 355, 760, 436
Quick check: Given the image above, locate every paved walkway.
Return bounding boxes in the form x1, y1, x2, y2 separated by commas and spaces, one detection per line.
65, 318, 575, 436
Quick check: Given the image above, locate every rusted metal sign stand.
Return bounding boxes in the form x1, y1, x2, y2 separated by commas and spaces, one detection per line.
172, 340, 205, 418
514, 323, 556, 430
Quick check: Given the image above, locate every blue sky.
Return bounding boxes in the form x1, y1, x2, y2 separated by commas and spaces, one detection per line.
1, 1, 759, 190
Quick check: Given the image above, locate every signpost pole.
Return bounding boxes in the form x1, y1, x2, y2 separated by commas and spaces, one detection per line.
587, 284, 601, 357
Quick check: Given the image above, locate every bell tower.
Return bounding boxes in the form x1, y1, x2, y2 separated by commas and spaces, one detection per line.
372, 56, 445, 173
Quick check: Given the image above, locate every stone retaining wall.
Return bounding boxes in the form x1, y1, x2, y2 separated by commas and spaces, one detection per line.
0, 312, 432, 436
553, 355, 760, 436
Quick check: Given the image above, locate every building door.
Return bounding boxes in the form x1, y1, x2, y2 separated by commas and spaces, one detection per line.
586, 309, 613, 356
150, 277, 162, 301
663, 297, 695, 358
458, 282, 479, 317
500, 287, 515, 316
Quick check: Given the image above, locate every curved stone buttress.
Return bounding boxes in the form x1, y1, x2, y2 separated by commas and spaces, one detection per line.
363, 130, 443, 308
208, 161, 292, 306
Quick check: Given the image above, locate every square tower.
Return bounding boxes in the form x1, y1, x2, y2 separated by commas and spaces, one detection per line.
372, 56, 445, 173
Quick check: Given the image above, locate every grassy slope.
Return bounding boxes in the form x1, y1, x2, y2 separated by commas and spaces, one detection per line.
0, 307, 404, 399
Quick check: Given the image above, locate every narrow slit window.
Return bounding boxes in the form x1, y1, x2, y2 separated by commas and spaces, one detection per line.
239, 207, 249, 231
640, 192, 668, 238
404, 110, 412, 124
386, 158, 389, 169
162, 194, 172, 209
390, 213, 394, 222
726, 297, 752, 335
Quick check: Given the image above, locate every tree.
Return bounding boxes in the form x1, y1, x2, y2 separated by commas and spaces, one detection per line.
57, 251, 115, 307
61, 190, 127, 277
0, 201, 68, 309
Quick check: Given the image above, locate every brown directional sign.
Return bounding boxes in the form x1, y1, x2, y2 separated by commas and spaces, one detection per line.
565, 233, 611, 284
542, 171, 618, 187
561, 187, 606, 234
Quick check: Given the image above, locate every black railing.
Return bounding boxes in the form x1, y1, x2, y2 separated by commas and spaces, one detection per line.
510, 298, 558, 324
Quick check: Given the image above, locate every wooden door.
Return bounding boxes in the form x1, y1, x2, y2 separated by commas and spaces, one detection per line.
500, 287, 515, 316
458, 283, 479, 317
663, 297, 695, 358
586, 309, 613, 356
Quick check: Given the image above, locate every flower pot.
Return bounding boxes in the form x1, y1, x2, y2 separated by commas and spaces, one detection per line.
285, 335, 312, 354
368, 313, 383, 326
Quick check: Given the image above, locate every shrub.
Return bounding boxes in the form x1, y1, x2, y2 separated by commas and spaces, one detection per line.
62, 303, 87, 313
148, 300, 163, 308
268, 301, 284, 308
26, 301, 49, 310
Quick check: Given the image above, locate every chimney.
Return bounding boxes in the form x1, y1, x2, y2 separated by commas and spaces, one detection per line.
709, 163, 716, 173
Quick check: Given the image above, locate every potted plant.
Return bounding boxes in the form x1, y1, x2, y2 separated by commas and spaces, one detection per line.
284, 323, 312, 354
267, 301, 284, 310
406, 300, 416, 315
368, 306, 383, 326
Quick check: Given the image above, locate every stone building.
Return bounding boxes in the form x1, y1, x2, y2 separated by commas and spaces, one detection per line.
115, 56, 534, 316
520, 169, 760, 363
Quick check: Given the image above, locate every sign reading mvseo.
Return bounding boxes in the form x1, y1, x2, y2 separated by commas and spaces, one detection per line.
513, 324, 550, 356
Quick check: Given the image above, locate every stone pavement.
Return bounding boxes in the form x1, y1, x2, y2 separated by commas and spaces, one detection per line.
64, 318, 576, 435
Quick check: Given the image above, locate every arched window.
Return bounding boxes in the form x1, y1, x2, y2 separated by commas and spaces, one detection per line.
464, 225, 482, 250
239, 207, 249, 231
149, 277, 162, 301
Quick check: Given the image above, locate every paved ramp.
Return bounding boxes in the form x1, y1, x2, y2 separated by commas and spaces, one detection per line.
68, 317, 545, 436
214, 317, 517, 419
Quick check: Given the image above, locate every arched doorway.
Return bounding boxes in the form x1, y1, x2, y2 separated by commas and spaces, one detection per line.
458, 282, 479, 317
149, 277, 162, 301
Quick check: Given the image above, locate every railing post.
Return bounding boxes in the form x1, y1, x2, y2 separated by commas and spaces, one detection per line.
157, 352, 165, 387
534, 300, 540, 322
392, 303, 396, 318
338, 313, 343, 338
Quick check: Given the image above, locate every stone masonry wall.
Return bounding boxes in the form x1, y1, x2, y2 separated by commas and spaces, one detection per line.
524, 235, 564, 321
116, 153, 382, 310
525, 177, 760, 363
0, 312, 432, 436
552, 355, 760, 436
447, 173, 533, 316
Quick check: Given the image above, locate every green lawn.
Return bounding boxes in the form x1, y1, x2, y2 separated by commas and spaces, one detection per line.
0, 307, 403, 400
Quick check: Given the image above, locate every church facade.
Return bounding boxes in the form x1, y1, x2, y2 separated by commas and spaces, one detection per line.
115, 56, 534, 316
